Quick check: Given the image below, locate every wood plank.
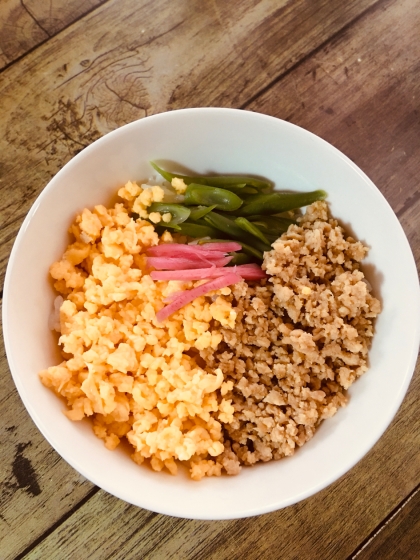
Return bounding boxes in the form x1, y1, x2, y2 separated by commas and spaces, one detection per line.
24, 0, 107, 36
353, 485, 420, 560
22, 361, 420, 560
0, 0, 48, 66
0, 303, 96, 560
399, 202, 420, 268
0, 0, 379, 289
247, 0, 420, 217
0, 0, 419, 557
0, 0, 107, 70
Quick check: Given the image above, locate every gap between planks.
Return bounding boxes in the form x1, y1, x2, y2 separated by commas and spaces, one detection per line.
14, 486, 101, 560
0, 0, 112, 76
347, 482, 420, 559
19, 1, 50, 37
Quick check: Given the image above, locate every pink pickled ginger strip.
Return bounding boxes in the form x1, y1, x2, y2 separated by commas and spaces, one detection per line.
151, 264, 267, 282
147, 256, 232, 270
156, 272, 242, 322
147, 244, 227, 260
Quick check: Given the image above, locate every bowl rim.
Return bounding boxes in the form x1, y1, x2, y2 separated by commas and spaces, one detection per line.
3, 107, 420, 519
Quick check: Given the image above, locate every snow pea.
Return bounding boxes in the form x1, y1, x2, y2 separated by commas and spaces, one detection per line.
220, 184, 259, 194
188, 205, 217, 221
235, 217, 270, 245
237, 190, 327, 216
199, 176, 270, 190
175, 222, 221, 238
150, 162, 271, 190
203, 211, 247, 238
197, 238, 230, 245
235, 241, 264, 261
227, 252, 252, 265
203, 212, 271, 256
201, 237, 262, 260
265, 233, 281, 244
247, 215, 295, 235
184, 184, 243, 211
251, 238, 272, 253
148, 203, 190, 229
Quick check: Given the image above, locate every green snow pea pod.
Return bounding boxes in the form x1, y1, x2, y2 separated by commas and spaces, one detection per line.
188, 205, 217, 221
203, 213, 270, 255
200, 238, 262, 260
148, 203, 190, 228
239, 187, 260, 194
235, 241, 264, 262
234, 217, 270, 245
251, 238, 272, 253
265, 233, 281, 244
247, 215, 295, 235
237, 190, 327, 216
218, 184, 259, 195
196, 239, 262, 263
203, 211, 247, 238
197, 238, 231, 245
184, 184, 243, 211
175, 222, 220, 238
150, 162, 271, 190
227, 252, 252, 265
197, 176, 270, 190
150, 161, 213, 185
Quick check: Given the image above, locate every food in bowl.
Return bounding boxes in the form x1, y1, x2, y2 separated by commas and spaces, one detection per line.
39, 165, 381, 480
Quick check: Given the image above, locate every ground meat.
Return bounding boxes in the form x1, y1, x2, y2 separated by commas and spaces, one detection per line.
199, 201, 381, 468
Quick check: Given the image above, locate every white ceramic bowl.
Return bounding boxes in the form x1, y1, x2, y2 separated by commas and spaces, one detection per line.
3, 108, 420, 519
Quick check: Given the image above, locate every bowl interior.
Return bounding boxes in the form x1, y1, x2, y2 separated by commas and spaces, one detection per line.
3, 108, 420, 519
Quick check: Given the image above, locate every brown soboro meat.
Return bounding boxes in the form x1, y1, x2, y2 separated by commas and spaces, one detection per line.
200, 201, 381, 469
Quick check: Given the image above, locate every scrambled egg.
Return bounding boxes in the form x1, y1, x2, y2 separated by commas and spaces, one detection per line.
40, 182, 235, 479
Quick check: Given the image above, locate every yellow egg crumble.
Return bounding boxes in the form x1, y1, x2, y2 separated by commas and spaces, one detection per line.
40, 182, 236, 479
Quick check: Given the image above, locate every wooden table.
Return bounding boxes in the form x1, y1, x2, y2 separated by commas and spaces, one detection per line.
1, 1, 419, 558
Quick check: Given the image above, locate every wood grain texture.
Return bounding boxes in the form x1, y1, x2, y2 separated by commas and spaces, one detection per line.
0, 0, 107, 69
0, 0, 419, 558
0, 304, 96, 560
248, 0, 420, 218
0, 0, 379, 289
354, 486, 420, 560
22, 363, 420, 560
0, 0, 48, 67
24, 0, 107, 36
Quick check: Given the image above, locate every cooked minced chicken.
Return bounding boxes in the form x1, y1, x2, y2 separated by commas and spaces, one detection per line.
198, 201, 381, 470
